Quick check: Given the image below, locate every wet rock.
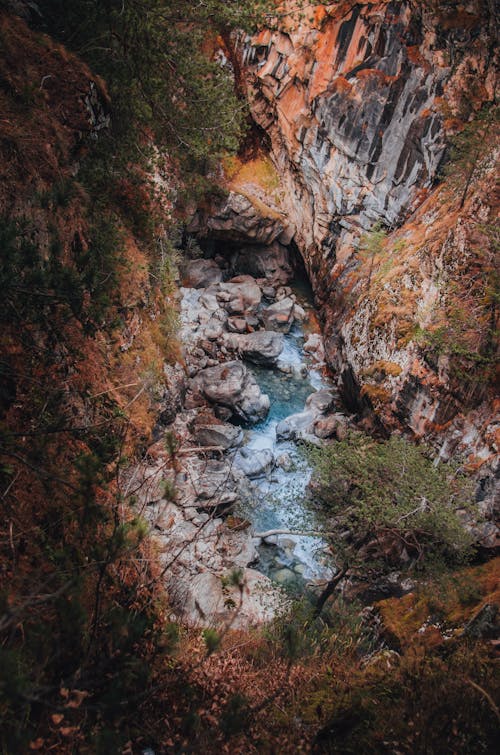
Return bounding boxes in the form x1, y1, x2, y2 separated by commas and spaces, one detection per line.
183, 258, 223, 288
261, 296, 295, 332
223, 330, 284, 366
234, 447, 274, 478
192, 360, 270, 423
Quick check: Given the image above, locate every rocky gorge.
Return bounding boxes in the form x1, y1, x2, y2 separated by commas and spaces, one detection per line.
0, 1, 499, 750
131, 251, 356, 627
124, 0, 500, 628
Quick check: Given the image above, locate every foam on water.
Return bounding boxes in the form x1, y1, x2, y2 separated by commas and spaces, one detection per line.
236, 291, 334, 584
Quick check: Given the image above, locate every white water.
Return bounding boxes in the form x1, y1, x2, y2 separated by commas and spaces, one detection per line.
233, 305, 334, 586
180, 281, 335, 589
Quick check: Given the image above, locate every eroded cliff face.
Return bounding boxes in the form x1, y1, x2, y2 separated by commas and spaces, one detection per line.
241, 0, 496, 248
221, 1, 499, 481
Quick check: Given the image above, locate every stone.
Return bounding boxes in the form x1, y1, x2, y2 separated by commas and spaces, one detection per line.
276, 411, 316, 441
189, 190, 285, 245
192, 360, 270, 423
176, 455, 248, 514
216, 275, 262, 315
230, 241, 293, 284
203, 319, 224, 341
261, 296, 296, 333
276, 452, 293, 471
181, 568, 284, 628
183, 258, 223, 288
273, 568, 296, 585
193, 422, 244, 450
227, 316, 248, 333
314, 413, 349, 440
469, 520, 500, 550
303, 333, 325, 362
223, 330, 284, 366
262, 285, 276, 300
305, 389, 335, 414
293, 303, 306, 322
464, 603, 499, 639
276, 389, 335, 442
234, 447, 274, 478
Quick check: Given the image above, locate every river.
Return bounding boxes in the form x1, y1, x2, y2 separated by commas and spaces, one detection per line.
181, 273, 335, 593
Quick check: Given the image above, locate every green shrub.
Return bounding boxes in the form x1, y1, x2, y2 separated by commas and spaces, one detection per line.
308, 432, 476, 575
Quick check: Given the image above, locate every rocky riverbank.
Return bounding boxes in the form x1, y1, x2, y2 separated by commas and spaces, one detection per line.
128, 254, 356, 628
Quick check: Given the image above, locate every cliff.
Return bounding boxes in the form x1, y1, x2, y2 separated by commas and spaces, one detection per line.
224, 1, 498, 477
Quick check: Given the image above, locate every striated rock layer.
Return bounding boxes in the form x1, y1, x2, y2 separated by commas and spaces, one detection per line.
227, 1, 499, 489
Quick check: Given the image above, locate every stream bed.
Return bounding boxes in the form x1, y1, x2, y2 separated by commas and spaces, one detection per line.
235, 310, 333, 589
180, 273, 337, 594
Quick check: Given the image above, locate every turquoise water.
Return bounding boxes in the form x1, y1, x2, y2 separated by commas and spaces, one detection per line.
235, 288, 334, 589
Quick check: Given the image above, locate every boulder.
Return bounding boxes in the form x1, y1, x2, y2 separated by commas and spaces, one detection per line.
304, 333, 325, 362
180, 458, 240, 511
223, 330, 284, 366
216, 275, 262, 315
192, 360, 270, 423
193, 422, 243, 450
314, 413, 349, 440
293, 303, 306, 322
262, 285, 277, 301
234, 447, 274, 478
183, 258, 223, 288
261, 296, 295, 332
227, 316, 248, 333
181, 568, 283, 628
230, 241, 293, 284
203, 318, 225, 341
276, 390, 336, 442
276, 410, 317, 441
305, 389, 335, 414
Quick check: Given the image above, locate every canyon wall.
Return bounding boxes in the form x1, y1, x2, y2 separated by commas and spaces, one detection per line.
227, 1, 499, 483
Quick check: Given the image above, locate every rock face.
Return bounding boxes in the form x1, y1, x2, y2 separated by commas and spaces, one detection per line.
230, 241, 293, 284
242, 1, 496, 245
231, 0, 498, 487
192, 361, 270, 423
189, 190, 285, 245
